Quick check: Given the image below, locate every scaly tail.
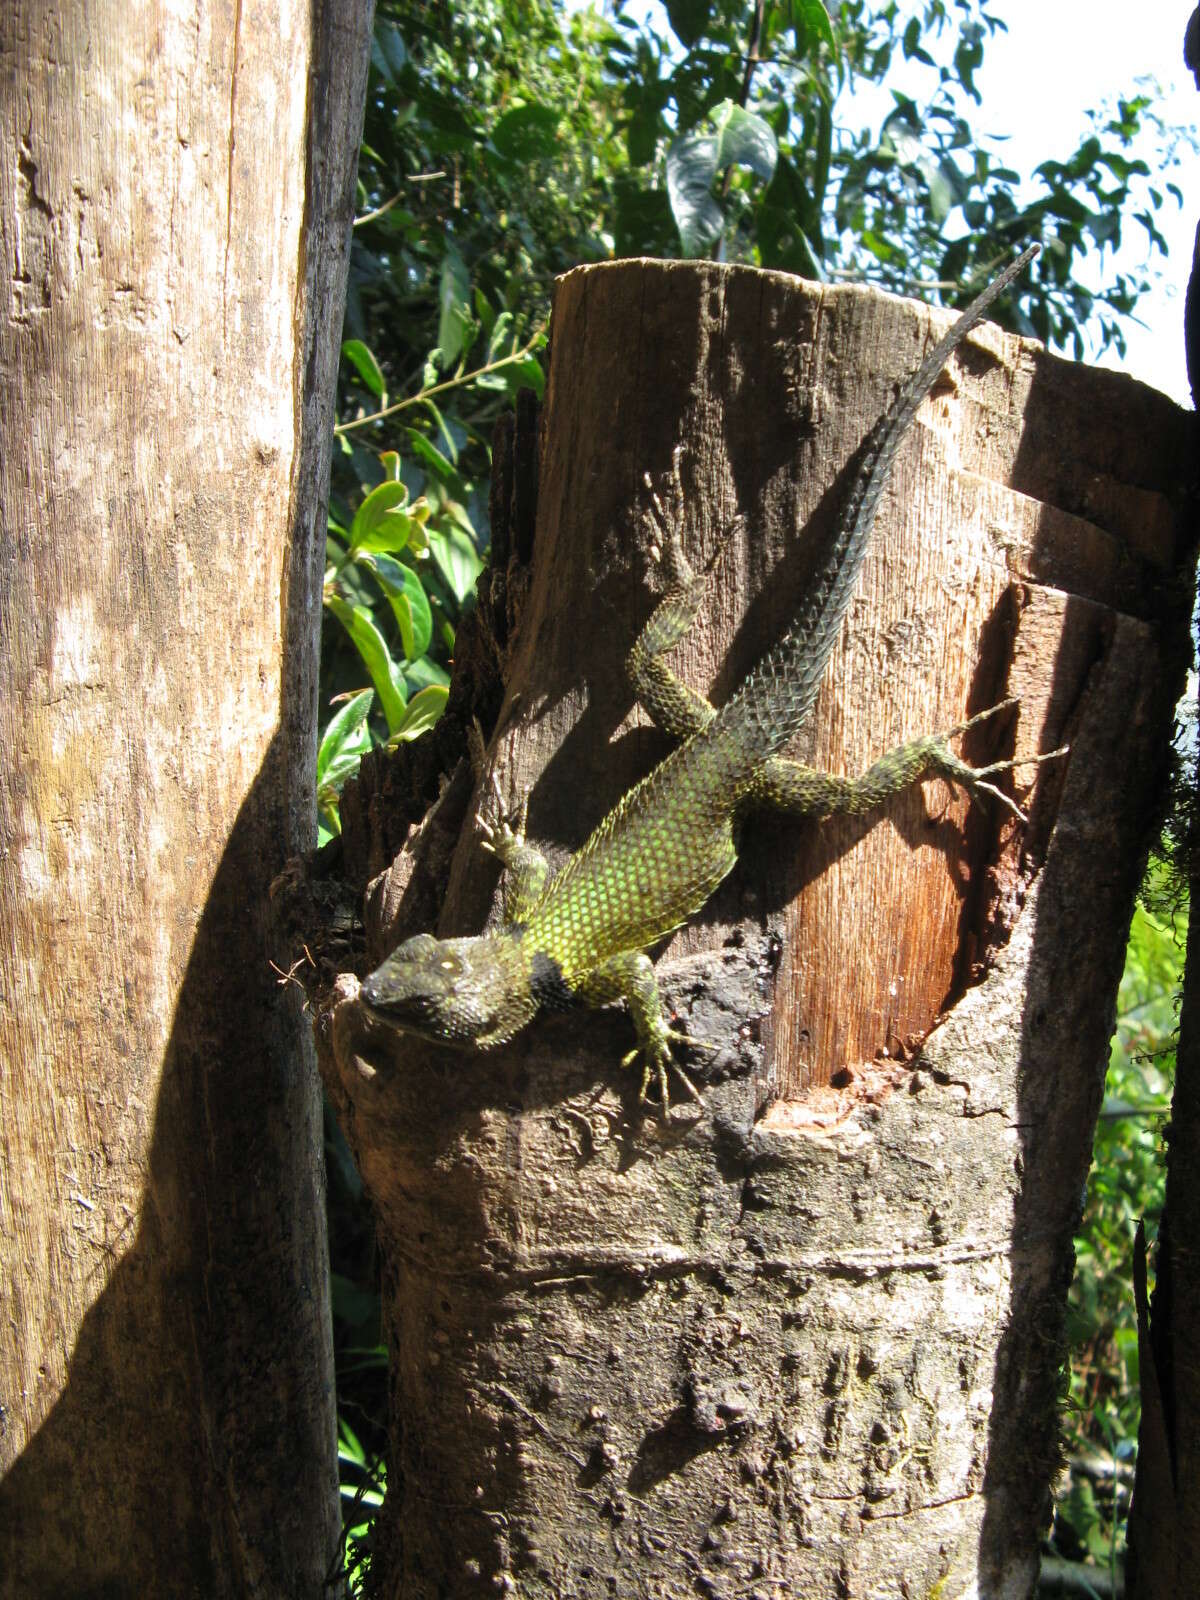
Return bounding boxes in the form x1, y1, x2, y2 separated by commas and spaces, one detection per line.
727, 243, 1039, 761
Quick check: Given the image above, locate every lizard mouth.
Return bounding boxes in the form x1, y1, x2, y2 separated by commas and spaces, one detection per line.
358, 979, 445, 1030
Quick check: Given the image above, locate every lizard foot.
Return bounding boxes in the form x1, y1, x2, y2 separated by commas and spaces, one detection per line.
939, 699, 1069, 824
643, 446, 742, 599
470, 719, 530, 861
621, 1027, 714, 1114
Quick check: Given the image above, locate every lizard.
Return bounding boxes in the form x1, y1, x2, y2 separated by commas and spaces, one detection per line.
359, 244, 1057, 1110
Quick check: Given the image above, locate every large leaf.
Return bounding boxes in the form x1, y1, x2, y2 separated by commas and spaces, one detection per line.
491, 103, 561, 162
316, 688, 375, 789
388, 684, 450, 744
371, 19, 406, 85
667, 101, 778, 256
427, 523, 484, 605
326, 594, 407, 733
665, 0, 712, 48
437, 246, 472, 369
787, 0, 835, 49
358, 553, 433, 660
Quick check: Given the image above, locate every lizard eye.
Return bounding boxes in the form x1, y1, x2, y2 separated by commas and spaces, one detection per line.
439, 956, 462, 974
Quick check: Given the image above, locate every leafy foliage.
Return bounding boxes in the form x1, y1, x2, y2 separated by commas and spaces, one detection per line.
1049, 880, 1184, 1576
337, 1415, 387, 1594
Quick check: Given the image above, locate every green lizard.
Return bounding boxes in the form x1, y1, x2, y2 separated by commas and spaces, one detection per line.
360, 245, 1056, 1109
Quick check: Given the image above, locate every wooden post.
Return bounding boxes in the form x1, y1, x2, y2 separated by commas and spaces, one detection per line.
0, 2, 371, 1591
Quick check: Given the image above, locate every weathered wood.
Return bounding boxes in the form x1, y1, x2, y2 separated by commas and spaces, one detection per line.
325, 259, 1193, 1596
0, 2, 372, 1592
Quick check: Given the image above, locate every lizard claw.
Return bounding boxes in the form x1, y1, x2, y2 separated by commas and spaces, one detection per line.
470, 723, 531, 856
644, 447, 695, 589
621, 1025, 711, 1114
935, 699, 1069, 825
643, 446, 741, 602
964, 747, 1070, 823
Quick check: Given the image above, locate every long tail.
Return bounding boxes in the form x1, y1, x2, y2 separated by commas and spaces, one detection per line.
725, 244, 1039, 760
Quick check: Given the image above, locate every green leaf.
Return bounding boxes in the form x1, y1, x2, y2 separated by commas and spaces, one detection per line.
348, 480, 412, 555
474, 288, 496, 338
316, 688, 375, 788
406, 428, 458, 482
665, 0, 712, 48
371, 19, 406, 85
474, 349, 546, 400
667, 102, 778, 256
393, 591, 415, 659
437, 245, 472, 369
358, 553, 433, 659
612, 180, 675, 256
341, 339, 386, 401
626, 105, 660, 168
491, 103, 562, 162
405, 654, 451, 693
427, 523, 484, 604
420, 397, 461, 463
759, 153, 823, 275
326, 594, 408, 733
441, 498, 478, 541
356, 510, 415, 555
389, 684, 450, 744
789, 0, 835, 49
710, 101, 778, 184
379, 450, 402, 483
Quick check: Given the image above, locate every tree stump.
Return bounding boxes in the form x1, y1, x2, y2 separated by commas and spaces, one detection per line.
324, 259, 1193, 1598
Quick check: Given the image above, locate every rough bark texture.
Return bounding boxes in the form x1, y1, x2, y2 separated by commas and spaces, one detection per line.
1126, 486, 1200, 1595
1124, 138, 1200, 1591
315, 260, 1193, 1597
0, 3, 372, 1594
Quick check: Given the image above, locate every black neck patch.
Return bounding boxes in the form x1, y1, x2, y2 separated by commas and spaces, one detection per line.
529, 947, 576, 1012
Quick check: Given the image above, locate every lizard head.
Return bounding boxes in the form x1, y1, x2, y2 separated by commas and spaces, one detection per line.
358, 929, 539, 1049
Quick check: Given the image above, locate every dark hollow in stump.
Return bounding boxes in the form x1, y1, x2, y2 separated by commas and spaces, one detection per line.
320, 259, 1194, 1598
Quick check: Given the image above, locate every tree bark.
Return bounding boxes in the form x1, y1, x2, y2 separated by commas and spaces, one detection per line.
0, 2, 372, 1594
320, 260, 1193, 1596
1126, 492, 1200, 1596
1124, 68, 1200, 1590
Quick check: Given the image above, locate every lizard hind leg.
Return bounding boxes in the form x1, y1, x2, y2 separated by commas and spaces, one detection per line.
630, 447, 744, 742
753, 697, 1068, 826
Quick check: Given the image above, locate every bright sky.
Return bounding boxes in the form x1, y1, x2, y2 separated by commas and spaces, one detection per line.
949, 1, 1195, 407
838, 1, 1196, 404
601, 0, 1198, 408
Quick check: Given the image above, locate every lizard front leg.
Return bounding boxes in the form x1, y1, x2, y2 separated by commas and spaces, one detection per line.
574, 949, 709, 1112
470, 721, 551, 925
476, 774, 551, 925
750, 701, 1067, 823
